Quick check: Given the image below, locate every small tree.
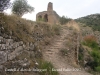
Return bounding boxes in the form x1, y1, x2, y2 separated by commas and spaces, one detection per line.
12, 0, 34, 17
60, 16, 71, 25
0, 0, 11, 12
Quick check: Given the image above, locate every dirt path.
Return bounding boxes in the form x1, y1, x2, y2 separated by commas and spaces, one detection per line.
43, 25, 92, 75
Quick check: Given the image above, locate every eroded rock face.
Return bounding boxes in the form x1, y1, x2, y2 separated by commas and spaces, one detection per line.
36, 2, 60, 24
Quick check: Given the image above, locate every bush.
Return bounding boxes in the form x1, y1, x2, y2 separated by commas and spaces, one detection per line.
82, 35, 100, 72
78, 54, 84, 61
95, 66, 100, 72
90, 50, 100, 70
91, 51, 100, 59
83, 35, 98, 49
60, 16, 71, 25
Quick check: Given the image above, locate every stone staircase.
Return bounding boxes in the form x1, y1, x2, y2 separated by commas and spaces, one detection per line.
43, 25, 92, 75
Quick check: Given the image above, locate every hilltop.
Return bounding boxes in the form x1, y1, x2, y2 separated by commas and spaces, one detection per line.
75, 14, 100, 31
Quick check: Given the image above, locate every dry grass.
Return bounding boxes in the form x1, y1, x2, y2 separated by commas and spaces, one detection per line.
0, 13, 61, 45
0, 13, 61, 75
0, 13, 35, 43
66, 20, 80, 32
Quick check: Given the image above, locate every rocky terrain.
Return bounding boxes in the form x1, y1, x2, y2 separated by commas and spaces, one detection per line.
0, 13, 100, 75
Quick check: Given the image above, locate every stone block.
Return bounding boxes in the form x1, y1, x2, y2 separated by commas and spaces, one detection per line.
6, 39, 13, 45
0, 51, 7, 64
0, 36, 3, 40
8, 46, 23, 60
12, 42, 19, 49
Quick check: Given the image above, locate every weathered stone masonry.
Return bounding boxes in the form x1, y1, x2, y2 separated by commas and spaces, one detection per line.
36, 2, 60, 24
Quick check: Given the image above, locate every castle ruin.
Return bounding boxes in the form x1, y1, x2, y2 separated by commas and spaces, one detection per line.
36, 2, 60, 24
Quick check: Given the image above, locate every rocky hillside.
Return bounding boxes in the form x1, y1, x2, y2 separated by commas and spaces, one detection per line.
0, 13, 100, 75
75, 14, 100, 31
0, 13, 62, 75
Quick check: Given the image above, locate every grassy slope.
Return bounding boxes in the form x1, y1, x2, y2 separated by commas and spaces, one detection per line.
0, 13, 35, 43
0, 13, 61, 44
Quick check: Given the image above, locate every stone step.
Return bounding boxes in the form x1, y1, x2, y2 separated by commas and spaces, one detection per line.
45, 52, 54, 54
54, 43, 62, 45
46, 48, 54, 50
46, 48, 59, 51
47, 49, 53, 52
50, 47, 61, 50
55, 40, 64, 43
45, 54, 52, 57
51, 42, 62, 46
53, 45, 61, 47
53, 45, 62, 47
60, 35, 66, 38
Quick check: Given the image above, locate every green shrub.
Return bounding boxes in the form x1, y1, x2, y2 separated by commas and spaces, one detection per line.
60, 16, 71, 25
89, 48, 100, 72
83, 35, 98, 49
95, 66, 100, 72
91, 51, 100, 59
78, 54, 83, 61
52, 24, 61, 35
38, 60, 58, 75
82, 35, 100, 72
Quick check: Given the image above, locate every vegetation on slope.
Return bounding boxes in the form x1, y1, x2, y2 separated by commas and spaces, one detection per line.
0, 13, 61, 43
59, 16, 71, 25
82, 34, 100, 73
76, 14, 100, 31
78, 22, 100, 75
0, 13, 61, 75
0, 13, 34, 43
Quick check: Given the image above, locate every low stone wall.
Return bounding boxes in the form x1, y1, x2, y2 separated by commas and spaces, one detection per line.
0, 35, 34, 64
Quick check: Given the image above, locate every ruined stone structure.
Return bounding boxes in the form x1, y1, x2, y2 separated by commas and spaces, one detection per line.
36, 2, 60, 24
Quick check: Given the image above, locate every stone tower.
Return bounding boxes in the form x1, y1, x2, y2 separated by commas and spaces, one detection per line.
36, 2, 59, 24
47, 2, 53, 11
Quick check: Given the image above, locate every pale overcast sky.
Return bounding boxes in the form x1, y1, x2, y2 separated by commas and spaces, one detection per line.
5, 0, 100, 21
